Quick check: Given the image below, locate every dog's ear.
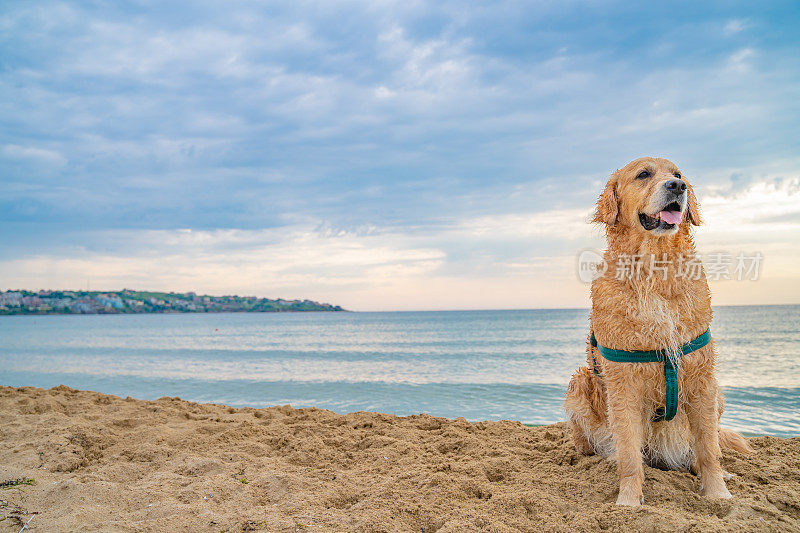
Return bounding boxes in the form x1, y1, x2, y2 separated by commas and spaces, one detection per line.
686, 185, 701, 226
593, 174, 619, 225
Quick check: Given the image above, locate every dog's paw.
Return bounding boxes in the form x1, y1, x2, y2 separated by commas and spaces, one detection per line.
574, 439, 594, 456
615, 493, 643, 506
701, 485, 732, 499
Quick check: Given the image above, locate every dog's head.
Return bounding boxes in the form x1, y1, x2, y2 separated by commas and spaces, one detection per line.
593, 157, 700, 236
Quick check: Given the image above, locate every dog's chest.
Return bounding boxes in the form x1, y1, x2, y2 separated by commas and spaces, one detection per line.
639, 293, 679, 329
622, 285, 701, 351
592, 265, 712, 351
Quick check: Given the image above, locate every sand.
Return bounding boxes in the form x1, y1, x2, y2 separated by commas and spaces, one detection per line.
1, 386, 798, 532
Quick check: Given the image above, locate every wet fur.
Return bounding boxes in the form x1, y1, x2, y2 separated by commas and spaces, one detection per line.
564, 157, 752, 506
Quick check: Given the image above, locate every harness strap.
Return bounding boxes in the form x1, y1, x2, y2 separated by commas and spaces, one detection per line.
589, 329, 711, 422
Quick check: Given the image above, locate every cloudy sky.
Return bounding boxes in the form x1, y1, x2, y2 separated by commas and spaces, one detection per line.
1, 1, 799, 310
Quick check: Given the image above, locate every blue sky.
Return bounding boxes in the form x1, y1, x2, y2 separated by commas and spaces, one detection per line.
2, 1, 799, 309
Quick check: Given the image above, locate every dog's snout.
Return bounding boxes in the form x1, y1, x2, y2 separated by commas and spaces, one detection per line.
665, 179, 687, 194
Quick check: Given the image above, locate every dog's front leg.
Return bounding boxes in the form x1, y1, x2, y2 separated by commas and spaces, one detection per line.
608, 387, 646, 506
688, 383, 731, 499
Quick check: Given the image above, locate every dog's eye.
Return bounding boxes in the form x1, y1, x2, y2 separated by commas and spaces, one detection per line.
636, 170, 651, 180
673, 172, 681, 179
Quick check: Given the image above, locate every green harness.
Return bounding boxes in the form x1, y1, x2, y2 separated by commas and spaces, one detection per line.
589, 328, 712, 422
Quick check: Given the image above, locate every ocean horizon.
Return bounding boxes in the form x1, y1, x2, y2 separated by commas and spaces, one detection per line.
2, 304, 798, 437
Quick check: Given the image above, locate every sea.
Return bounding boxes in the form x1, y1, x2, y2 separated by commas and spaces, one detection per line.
1, 306, 798, 437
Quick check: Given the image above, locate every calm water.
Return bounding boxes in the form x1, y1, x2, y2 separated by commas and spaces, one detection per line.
1, 306, 798, 437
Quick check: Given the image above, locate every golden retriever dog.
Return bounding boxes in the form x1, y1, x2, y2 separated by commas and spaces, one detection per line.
564, 157, 752, 506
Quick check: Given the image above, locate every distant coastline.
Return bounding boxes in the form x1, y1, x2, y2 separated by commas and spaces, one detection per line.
0, 289, 345, 315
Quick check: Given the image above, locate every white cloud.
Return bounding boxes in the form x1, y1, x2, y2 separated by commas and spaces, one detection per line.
1, 144, 66, 165
727, 47, 756, 72
700, 178, 800, 232
454, 208, 593, 240
724, 19, 748, 35
695, 177, 800, 273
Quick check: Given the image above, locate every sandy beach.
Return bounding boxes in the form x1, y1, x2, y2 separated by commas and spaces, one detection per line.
1, 386, 798, 532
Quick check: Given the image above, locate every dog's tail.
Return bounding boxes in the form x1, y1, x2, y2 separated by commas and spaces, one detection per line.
719, 427, 753, 454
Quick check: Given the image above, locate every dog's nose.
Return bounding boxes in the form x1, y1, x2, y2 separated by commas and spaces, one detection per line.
665, 179, 687, 194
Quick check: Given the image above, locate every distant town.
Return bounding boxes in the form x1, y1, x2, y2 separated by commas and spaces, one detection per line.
0, 290, 345, 315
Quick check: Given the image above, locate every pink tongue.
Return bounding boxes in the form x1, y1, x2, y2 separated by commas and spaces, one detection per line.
660, 210, 682, 225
